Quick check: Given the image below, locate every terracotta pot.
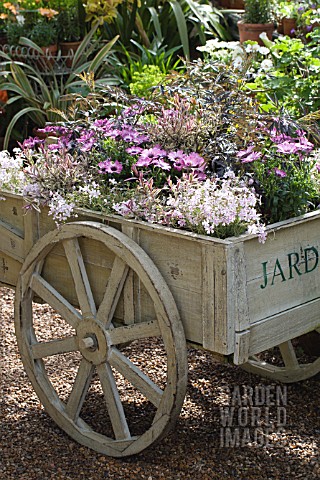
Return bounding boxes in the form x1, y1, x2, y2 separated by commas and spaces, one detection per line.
0, 90, 8, 104
283, 17, 297, 37
60, 41, 82, 67
277, 18, 284, 35
228, 0, 245, 8
219, 0, 231, 7
238, 21, 275, 45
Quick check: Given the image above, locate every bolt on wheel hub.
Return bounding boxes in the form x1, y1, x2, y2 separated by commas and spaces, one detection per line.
77, 319, 110, 365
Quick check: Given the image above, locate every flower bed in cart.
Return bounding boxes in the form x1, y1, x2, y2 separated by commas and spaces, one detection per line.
1, 62, 320, 241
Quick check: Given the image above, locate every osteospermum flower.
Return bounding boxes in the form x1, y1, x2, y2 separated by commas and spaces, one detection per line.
184, 152, 205, 169
237, 145, 255, 158
135, 147, 167, 167
140, 146, 167, 160
274, 168, 287, 177
241, 151, 262, 163
168, 150, 187, 170
20, 137, 45, 149
77, 131, 96, 151
151, 158, 171, 170
126, 146, 143, 155
98, 159, 123, 174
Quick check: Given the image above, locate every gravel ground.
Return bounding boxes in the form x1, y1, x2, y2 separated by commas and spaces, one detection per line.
1, 286, 320, 480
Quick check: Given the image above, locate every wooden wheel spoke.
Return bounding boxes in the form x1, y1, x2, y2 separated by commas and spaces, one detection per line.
109, 349, 163, 408
65, 358, 94, 421
63, 238, 96, 318
108, 320, 161, 345
30, 273, 82, 329
96, 363, 131, 440
31, 336, 78, 359
96, 257, 129, 326
279, 341, 299, 368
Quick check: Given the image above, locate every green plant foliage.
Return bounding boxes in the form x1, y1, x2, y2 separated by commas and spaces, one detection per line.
243, 0, 273, 24
246, 33, 320, 118
98, 0, 232, 64
111, 41, 183, 90
0, 26, 119, 148
29, 19, 58, 46
6, 23, 25, 45
56, 0, 86, 42
129, 65, 166, 97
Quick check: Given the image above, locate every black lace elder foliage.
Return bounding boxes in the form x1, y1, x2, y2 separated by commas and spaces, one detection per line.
151, 60, 265, 177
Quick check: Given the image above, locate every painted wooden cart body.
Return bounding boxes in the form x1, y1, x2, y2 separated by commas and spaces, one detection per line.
1, 191, 320, 456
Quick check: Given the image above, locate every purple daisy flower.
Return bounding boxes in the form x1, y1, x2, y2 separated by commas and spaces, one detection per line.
274, 168, 287, 178
184, 152, 205, 169
151, 158, 171, 170
139, 147, 167, 162
98, 159, 123, 174
126, 146, 143, 155
168, 150, 187, 171
241, 151, 262, 163
236, 145, 255, 158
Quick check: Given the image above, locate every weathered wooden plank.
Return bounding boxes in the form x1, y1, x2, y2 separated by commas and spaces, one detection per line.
227, 244, 250, 332
121, 225, 138, 326
0, 253, 22, 287
202, 243, 232, 354
234, 330, 250, 365
96, 257, 129, 326
65, 358, 94, 421
23, 206, 40, 256
0, 193, 24, 232
30, 273, 82, 329
246, 297, 320, 357
279, 341, 299, 368
0, 219, 24, 262
63, 238, 97, 318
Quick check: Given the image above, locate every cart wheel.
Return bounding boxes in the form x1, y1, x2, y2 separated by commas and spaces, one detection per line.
15, 222, 188, 457
242, 330, 320, 383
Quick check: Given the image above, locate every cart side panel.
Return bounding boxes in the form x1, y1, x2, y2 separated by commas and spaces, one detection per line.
244, 215, 320, 325
37, 208, 233, 349
232, 213, 320, 363
0, 195, 25, 287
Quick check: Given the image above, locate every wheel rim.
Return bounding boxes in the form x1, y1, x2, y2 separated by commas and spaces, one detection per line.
15, 222, 188, 456
242, 334, 320, 383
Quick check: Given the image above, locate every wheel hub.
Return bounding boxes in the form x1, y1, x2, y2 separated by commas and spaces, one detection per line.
77, 318, 110, 365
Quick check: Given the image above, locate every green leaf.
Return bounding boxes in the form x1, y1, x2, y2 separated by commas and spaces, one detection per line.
72, 23, 100, 67
169, 0, 190, 60
148, 7, 163, 41
88, 35, 119, 72
4, 107, 45, 149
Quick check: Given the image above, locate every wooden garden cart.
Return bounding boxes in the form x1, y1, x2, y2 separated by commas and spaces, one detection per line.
1, 190, 320, 457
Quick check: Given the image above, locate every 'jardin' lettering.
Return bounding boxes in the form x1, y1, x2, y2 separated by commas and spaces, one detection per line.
260, 246, 319, 289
